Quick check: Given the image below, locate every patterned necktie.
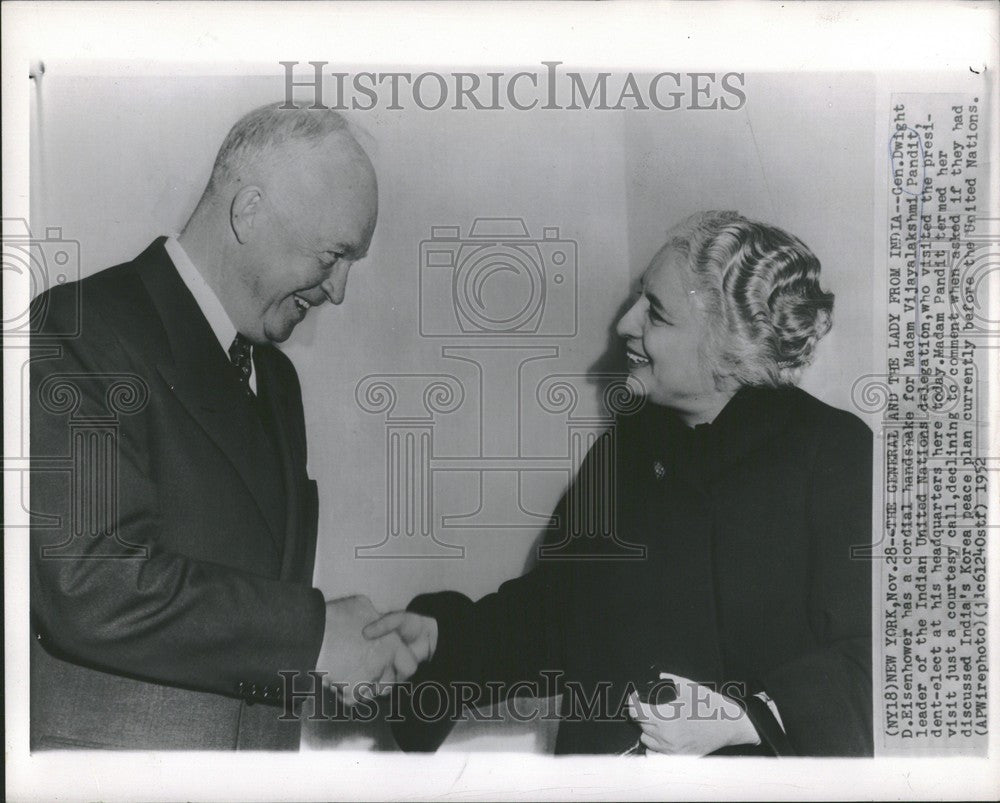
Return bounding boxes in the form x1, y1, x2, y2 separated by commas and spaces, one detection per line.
228, 333, 254, 397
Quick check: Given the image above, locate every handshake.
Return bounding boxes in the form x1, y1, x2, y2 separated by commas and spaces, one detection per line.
314, 595, 438, 705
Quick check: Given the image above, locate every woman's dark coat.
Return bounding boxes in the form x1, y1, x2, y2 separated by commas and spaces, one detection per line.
396, 385, 873, 756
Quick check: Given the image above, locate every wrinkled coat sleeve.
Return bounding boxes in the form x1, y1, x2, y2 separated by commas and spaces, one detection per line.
759, 410, 874, 756
392, 442, 600, 750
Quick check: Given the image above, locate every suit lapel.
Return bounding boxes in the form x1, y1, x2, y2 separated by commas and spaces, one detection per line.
135, 240, 286, 547
253, 348, 306, 580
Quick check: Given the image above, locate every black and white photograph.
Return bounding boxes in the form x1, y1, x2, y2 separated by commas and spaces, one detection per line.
3, 2, 998, 800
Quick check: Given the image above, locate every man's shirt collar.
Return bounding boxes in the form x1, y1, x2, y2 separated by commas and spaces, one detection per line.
164, 235, 256, 391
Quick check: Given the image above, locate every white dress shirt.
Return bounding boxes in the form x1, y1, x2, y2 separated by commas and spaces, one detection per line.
164, 236, 256, 392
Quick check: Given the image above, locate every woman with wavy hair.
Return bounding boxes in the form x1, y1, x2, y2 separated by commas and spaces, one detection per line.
367, 211, 873, 757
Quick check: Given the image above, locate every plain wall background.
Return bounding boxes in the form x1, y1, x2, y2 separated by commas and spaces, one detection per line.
30, 70, 875, 751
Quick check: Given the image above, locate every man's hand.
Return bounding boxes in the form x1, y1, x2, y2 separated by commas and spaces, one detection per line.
627, 673, 761, 756
363, 611, 438, 665
314, 595, 418, 705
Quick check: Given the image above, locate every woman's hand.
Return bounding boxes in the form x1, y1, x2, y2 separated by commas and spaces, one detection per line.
363, 611, 439, 665
627, 673, 760, 756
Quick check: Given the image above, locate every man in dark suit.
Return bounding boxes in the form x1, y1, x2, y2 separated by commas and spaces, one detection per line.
30, 102, 415, 750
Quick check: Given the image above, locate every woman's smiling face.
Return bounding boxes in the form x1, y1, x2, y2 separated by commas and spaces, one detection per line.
616, 246, 728, 420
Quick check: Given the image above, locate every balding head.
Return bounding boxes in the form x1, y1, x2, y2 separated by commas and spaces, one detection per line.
182, 103, 379, 344
205, 102, 367, 193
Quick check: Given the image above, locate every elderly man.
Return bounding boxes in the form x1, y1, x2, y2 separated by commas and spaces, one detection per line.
30, 102, 412, 750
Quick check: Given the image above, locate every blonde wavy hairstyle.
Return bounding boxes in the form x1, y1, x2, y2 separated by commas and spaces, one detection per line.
666, 211, 834, 388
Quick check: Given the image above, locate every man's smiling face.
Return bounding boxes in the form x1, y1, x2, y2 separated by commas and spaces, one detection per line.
233, 135, 378, 344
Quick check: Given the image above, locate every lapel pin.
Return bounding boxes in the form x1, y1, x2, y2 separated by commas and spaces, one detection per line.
653, 460, 666, 481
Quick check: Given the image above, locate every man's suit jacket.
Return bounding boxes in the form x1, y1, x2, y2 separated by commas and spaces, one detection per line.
30, 239, 326, 750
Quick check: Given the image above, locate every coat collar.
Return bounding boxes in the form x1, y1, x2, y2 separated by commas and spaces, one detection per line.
634, 385, 811, 488
133, 238, 293, 546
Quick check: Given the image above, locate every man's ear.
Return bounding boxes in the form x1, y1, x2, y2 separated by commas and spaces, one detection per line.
230, 186, 263, 244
